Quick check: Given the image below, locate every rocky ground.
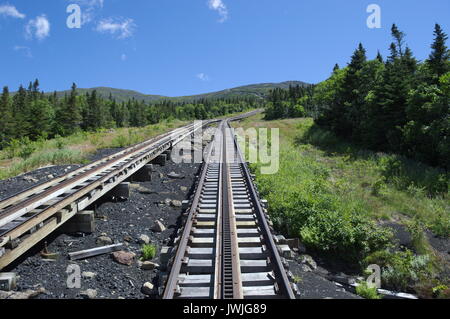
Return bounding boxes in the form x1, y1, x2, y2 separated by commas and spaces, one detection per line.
1, 139, 363, 300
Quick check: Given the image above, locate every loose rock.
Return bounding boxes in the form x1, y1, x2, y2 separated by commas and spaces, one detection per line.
123, 235, 133, 242
138, 235, 150, 245
112, 251, 136, 266
167, 172, 184, 179
152, 220, 166, 232
23, 176, 38, 183
96, 236, 113, 246
171, 200, 182, 208
82, 272, 96, 279
80, 289, 97, 299
180, 186, 188, 192
141, 282, 155, 296
0, 287, 46, 300
141, 261, 160, 271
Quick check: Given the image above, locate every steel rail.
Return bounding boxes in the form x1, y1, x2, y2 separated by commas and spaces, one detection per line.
0, 124, 194, 212
0, 124, 197, 228
0, 121, 214, 269
163, 115, 295, 299
162, 125, 219, 299
228, 119, 296, 299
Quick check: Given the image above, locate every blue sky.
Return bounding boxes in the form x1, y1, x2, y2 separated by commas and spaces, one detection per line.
1, 0, 449, 97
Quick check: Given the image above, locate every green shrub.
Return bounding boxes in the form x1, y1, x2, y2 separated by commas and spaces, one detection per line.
111, 134, 129, 148
356, 281, 382, 299
379, 155, 449, 197
371, 178, 388, 197
18, 138, 36, 159
364, 249, 435, 292
6, 139, 22, 158
429, 211, 450, 238
55, 135, 66, 150
256, 150, 392, 263
141, 244, 157, 261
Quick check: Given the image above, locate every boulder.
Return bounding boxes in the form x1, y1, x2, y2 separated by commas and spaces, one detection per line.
138, 235, 150, 245
141, 282, 155, 296
180, 186, 188, 192
96, 236, 113, 246
80, 289, 97, 299
152, 220, 166, 232
171, 200, 182, 208
112, 251, 136, 266
82, 272, 96, 279
123, 235, 133, 242
141, 261, 160, 271
167, 172, 184, 179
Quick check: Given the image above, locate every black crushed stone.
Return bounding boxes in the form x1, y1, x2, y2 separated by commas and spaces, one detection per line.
7, 160, 200, 299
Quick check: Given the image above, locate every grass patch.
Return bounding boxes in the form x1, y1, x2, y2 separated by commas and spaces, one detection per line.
355, 281, 382, 299
0, 119, 189, 180
141, 244, 157, 261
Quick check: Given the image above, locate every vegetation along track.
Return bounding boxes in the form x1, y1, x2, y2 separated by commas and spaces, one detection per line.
0, 120, 214, 270
163, 119, 297, 299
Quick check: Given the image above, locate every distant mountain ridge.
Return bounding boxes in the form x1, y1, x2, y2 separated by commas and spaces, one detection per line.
46, 81, 310, 103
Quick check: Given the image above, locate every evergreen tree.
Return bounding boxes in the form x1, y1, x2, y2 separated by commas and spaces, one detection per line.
0, 87, 11, 147
427, 24, 450, 80
57, 83, 82, 135
333, 63, 340, 72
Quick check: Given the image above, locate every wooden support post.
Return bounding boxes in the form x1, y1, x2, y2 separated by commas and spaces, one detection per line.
160, 246, 173, 270
152, 154, 167, 166
0, 273, 17, 291
163, 150, 172, 161
109, 182, 130, 200
130, 164, 153, 182
60, 211, 95, 234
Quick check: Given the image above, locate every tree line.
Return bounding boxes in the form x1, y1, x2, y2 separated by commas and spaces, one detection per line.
265, 24, 450, 170
0, 82, 261, 149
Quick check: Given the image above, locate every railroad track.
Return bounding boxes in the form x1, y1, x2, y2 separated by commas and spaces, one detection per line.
0, 120, 215, 270
163, 120, 297, 299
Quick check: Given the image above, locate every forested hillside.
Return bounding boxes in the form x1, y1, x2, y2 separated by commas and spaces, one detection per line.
32, 81, 309, 104
265, 24, 450, 170
0, 82, 261, 149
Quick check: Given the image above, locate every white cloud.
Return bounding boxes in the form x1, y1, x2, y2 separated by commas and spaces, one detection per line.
69, 0, 104, 25
197, 73, 210, 81
121, 53, 127, 61
208, 0, 228, 23
95, 17, 135, 39
14, 46, 32, 58
0, 4, 25, 19
25, 15, 50, 40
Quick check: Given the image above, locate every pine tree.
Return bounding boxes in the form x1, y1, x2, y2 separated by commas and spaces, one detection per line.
427, 24, 450, 79
376, 51, 383, 63
57, 83, 82, 135
12, 85, 30, 139
333, 63, 340, 72
28, 99, 53, 139
369, 25, 418, 151
0, 87, 11, 147
391, 24, 406, 57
